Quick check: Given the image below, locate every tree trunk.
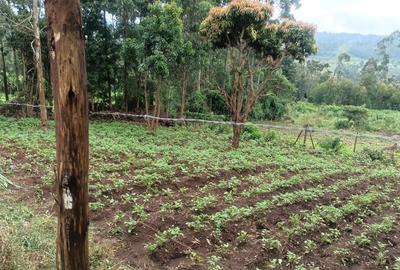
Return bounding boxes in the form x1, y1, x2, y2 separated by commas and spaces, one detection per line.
0, 39, 9, 101
13, 48, 21, 94
143, 73, 149, 115
123, 11, 129, 112
45, 1, 89, 269
22, 58, 31, 115
197, 68, 201, 92
151, 78, 161, 129
107, 69, 112, 110
179, 66, 188, 118
232, 124, 242, 148
33, 0, 48, 129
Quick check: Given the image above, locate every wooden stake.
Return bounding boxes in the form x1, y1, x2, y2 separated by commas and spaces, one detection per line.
309, 130, 315, 150
294, 130, 304, 145
303, 126, 308, 145
45, 1, 89, 269
353, 133, 359, 153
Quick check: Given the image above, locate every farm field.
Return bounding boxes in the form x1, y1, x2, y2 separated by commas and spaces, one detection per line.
1, 115, 400, 270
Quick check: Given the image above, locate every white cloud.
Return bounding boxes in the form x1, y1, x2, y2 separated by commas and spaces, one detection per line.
293, 0, 400, 35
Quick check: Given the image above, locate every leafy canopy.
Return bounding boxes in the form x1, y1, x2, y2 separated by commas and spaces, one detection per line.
200, 0, 317, 61
141, 1, 184, 78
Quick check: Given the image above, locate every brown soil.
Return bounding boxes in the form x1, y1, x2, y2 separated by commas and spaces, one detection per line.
1, 143, 399, 270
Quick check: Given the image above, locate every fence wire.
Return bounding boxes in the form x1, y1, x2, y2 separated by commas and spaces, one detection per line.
1, 102, 399, 143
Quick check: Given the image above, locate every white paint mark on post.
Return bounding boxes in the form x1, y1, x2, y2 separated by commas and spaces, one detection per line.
55, 32, 61, 42
63, 187, 73, 210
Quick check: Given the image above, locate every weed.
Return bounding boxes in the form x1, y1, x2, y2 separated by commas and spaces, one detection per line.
191, 195, 217, 212
354, 233, 371, 248
145, 226, 183, 253
207, 255, 223, 270
304, 239, 317, 254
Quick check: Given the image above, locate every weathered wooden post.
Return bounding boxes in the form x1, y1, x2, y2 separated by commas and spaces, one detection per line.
295, 124, 315, 149
353, 133, 359, 153
45, 1, 89, 269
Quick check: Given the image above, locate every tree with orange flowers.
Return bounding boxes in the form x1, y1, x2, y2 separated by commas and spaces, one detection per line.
200, 0, 317, 148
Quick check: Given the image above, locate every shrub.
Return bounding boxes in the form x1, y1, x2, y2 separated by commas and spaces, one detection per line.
242, 125, 263, 140
362, 148, 384, 161
319, 137, 343, 153
251, 95, 288, 121
342, 106, 368, 128
309, 79, 367, 106
264, 130, 277, 142
335, 119, 353, 130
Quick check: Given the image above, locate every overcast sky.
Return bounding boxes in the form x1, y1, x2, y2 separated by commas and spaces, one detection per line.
292, 0, 400, 36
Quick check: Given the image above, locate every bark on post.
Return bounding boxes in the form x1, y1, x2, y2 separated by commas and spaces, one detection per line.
0, 39, 9, 101
45, 1, 89, 269
33, 0, 48, 128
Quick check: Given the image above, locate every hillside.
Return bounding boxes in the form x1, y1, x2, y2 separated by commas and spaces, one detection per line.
314, 32, 400, 62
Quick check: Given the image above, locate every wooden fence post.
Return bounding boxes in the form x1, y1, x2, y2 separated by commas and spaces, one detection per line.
353, 133, 359, 153
45, 1, 89, 269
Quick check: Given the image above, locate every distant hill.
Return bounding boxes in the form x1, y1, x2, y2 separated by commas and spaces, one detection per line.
313, 32, 400, 63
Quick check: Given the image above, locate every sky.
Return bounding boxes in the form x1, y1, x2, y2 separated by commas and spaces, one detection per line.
292, 0, 400, 36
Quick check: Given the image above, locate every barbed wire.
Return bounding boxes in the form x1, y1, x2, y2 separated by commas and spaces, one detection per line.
89, 111, 400, 143
1, 102, 399, 143
1, 102, 53, 109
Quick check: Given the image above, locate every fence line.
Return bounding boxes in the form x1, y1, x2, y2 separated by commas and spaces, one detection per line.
1, 102, 53, 109
1, 102, 399, 143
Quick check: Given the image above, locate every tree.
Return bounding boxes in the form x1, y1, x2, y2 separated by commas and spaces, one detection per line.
1, 0, 42, 114
81, 0, 120, 110
272, 0, 301, 19
45, 0, 89, 269
0, 37, 9, 101
334, 52, 351, 79
200, 0, 316, 147
178, 39, 194, 118
33, 0, 48, 128
141, 1, 185, 128
377, 30, 400, 81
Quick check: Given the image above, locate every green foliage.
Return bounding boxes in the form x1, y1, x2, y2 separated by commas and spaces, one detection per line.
334, 119, 353, 129
242, 125, 264, 140
304, 239, 317, 254
394, 257, 400, 270
141, 1, 184, 78
264, 130, 277, 141
191, 195, 217, 212
288, 102, 400, 133
318, 137, 343, 153
207, 255, 223, 270
343, 106, 369, 128
251, 95, 288, 121
0, 172, 14, 190
354, 233, 371, 248
362, 148, 384, 161
320, 228, 341, 244
261, 230, 281, 251
145, 226, 183, 252
310, 79, 368, 106
0, 198, 123, 269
